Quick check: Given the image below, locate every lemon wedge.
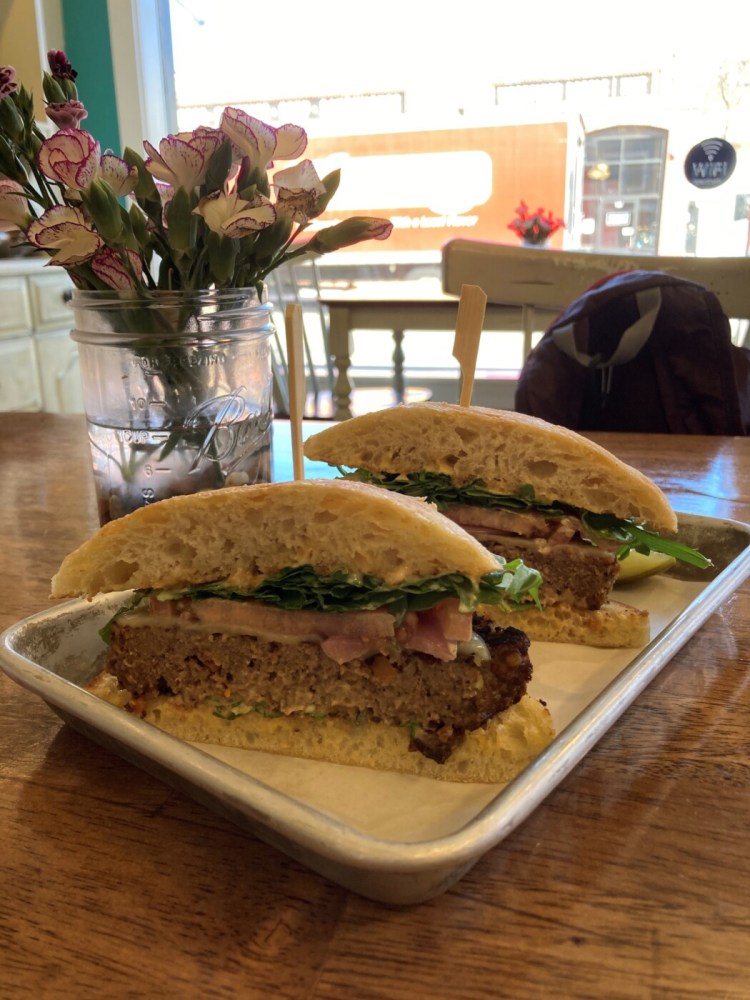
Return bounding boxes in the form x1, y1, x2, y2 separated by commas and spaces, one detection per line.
616, 550, 677, 583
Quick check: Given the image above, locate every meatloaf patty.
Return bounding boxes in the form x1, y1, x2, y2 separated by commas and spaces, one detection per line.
104, 615, 533, 763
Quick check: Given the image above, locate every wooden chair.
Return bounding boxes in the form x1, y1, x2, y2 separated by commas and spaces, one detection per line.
441, 239, 750, 360
268, 259, 431, 420
266, 257, 333, 418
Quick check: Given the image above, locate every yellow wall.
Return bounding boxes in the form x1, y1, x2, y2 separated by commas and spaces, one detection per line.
0, 0, 63, 118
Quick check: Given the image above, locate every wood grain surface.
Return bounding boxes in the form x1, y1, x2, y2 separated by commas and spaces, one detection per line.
1, 413, 749, 1000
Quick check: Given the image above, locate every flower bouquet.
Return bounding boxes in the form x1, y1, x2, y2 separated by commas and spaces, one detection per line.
507, 201, 564, 246
0, 52, 393, 521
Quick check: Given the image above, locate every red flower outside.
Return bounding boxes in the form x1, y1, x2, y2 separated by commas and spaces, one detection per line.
508, 200, 564, 245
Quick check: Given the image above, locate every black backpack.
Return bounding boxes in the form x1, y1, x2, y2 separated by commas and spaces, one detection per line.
514, 270, 750, 434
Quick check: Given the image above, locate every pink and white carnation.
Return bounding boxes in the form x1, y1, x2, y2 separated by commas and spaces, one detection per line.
38, 128, 100, 191
26, 205, 103, 264
143, 126, 224, 190
45, 100, 88, 130
0, 65, 18, 99
99, 153, 137, 197
90, 246, 143, 289
220, 108, 306, 173
193, 187, 276, 237
0, 179, 30, 230
273, 160, 327, 223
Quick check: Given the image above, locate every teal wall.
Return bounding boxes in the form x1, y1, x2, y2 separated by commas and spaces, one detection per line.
61, 0, 121, 155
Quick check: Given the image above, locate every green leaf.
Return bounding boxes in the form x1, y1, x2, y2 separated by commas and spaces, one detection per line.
341, 469, 712, 570
156, 560, 542, 619
98, 590, 149, 643
582, 513, 712, 568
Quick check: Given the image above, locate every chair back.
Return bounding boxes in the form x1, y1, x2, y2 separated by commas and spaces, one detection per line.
441, 239, 750, 358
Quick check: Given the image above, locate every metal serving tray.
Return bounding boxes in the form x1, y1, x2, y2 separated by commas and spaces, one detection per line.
2, 512, 749, 905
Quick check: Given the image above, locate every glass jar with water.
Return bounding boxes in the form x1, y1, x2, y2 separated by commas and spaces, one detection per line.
72, 288, 274, 524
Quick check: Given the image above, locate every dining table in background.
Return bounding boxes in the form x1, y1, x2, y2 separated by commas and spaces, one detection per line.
318, 282, 557, 419
1, 411, 750, 999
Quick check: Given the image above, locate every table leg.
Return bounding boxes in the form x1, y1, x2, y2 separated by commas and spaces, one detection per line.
328, 306, 354, 420
392, 330, 405, 404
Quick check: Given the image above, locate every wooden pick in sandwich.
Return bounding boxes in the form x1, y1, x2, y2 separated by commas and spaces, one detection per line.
452, 283, 487, 407
284, 303, 306, 481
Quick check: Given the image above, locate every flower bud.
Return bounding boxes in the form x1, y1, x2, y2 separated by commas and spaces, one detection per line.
82, 178, 124, 243
123, 146, 163, 220
0, 95, 25, 142
42, 72, 67, 105
315, 169, 340, 215
47, 50, 78, 83
309, 216, 393, 253
15, 85, 35, 125
129, 204, 151, 255
46, 100, 88, 130
61, 77, 78, 102
0, 65, 18, 99
0, 134, 25, 182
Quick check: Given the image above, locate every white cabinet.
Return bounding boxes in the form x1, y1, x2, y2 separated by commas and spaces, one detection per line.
0, 336, 40, 409
0, 258, 83, 413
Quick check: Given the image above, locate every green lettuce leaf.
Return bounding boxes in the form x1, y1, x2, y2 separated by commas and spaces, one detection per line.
98, 589, 149, 643
161, 559, 542, 620
341, 469, 711, 570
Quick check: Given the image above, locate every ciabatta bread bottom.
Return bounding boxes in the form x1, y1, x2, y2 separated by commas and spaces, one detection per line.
480, 600, 650, 648
87, 672, 554, 784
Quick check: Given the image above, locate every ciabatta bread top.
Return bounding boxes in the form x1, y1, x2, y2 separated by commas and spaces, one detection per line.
303, 402, 677, 532
51, 479, 503, 599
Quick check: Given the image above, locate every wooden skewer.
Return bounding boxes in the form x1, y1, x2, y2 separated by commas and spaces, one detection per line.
284, 303, 306, 481
452, 283, 487, 407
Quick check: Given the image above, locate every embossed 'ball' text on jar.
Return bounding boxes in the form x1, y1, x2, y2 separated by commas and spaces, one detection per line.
71, 287, 274, 524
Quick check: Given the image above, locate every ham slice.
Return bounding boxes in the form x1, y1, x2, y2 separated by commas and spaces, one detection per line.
396, 599, 473, 661
444, 503, 615, 551
146, 595, 472, 664
150, 595, 395, 641
445, 503, 555, 538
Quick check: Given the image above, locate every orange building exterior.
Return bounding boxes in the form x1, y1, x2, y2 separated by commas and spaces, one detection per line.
303, 121, 571, 255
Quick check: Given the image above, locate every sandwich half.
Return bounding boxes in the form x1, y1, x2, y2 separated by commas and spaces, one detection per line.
303, 403, 711, 647
52, 479, 554, 783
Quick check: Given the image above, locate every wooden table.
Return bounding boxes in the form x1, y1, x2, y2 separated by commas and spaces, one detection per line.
319, 283, 553, 419
2, 412, 750, 999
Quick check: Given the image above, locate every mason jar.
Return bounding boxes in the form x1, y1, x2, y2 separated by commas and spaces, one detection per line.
71, 287, 274, 524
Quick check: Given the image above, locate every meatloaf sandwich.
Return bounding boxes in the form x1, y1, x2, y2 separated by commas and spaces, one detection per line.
303, 403, 711, 648
51, 479, 554, 783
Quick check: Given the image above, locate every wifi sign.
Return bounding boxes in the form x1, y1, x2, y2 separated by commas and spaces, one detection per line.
685, 137, 737, 189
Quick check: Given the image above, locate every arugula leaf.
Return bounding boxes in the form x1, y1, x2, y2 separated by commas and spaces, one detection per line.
98, 589, 149, 643
582, 513, 712, 568
341, 468, 711, 570
167, 559, 542, 620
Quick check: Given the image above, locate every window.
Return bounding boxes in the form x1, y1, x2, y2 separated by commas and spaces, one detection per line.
125, 0, 749, 266
583, 128, 668, 253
